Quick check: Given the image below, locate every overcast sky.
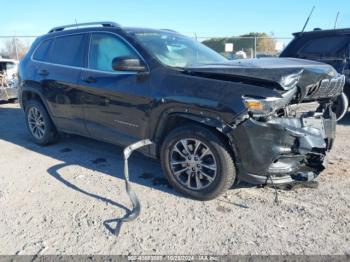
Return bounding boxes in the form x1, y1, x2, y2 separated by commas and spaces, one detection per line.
1, 0, 350, 38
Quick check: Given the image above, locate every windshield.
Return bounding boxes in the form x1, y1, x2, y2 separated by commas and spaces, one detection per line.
132, 31, 227, 68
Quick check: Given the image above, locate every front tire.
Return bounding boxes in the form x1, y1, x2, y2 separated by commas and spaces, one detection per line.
160, 124, 236, 200
25, 100, 58, 145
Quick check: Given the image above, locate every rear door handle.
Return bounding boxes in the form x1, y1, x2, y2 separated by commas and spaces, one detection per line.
81, 76, 97, 83
38, 69, 49, 76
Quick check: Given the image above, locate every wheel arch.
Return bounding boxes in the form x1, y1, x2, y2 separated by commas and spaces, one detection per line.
151, 111, 238, 161
21, 86, 50, 113
20, 86, 56, 127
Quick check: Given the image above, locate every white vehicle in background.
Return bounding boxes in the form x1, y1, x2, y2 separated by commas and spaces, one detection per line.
235, 50, 247, 59
0, 58, 19, 102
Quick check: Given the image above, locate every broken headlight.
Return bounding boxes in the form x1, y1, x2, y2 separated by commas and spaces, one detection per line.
243, 86, 297, 117
243, 96, 283, 117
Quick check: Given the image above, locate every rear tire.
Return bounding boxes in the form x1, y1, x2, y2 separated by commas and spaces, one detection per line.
160, 124, 236, 201
25, 100, 58, 145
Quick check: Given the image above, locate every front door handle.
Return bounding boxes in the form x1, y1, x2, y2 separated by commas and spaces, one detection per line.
38, 69, 49, 76
81, 76, 97, 84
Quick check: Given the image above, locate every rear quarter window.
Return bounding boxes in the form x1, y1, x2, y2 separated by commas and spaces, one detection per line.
50, 34, 86, 67
33, 39, 53, 62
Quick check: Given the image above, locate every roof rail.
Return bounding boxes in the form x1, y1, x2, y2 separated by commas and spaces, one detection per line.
160, 29, 179, 33
48, 21, 121, 33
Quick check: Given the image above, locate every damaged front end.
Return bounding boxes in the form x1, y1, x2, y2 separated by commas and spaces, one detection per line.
230, 67, 345, 185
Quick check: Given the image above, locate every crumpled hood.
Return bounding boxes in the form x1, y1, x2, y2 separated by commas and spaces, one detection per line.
185, 58, 338, 91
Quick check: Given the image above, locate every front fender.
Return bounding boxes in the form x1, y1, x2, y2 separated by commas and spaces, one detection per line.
150, 106, 238, 144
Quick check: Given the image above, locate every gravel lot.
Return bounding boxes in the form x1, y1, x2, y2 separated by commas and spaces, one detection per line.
0, 102, 349, 255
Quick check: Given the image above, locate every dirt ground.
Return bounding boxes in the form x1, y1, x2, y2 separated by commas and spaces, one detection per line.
0, 102, 349, 255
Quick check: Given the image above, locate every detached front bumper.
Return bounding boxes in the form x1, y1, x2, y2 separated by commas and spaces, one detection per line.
230, 109, 336, 185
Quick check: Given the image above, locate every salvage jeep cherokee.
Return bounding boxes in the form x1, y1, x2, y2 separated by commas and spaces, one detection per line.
18, 22, 344, 200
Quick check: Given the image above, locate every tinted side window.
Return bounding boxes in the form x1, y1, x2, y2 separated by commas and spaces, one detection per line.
89, 33, 138, 72
51, 34, 85, 67
298, 36, 348, 57
33, 39, 52, 62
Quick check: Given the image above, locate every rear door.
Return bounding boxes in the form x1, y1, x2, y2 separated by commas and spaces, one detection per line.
34, 33, 89, 135
78, 32, 151, 146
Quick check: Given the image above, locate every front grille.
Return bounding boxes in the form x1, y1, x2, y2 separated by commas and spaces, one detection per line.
307, 83, 320, 96
307, 74, 345, 99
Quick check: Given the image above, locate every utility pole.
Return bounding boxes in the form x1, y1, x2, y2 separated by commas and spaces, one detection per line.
13, 36, 19, 60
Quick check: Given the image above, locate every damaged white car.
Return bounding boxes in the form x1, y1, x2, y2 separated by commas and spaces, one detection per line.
0, 58, 19, 102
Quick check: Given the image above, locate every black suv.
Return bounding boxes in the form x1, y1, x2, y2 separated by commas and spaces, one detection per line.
281, 28, 350, 120
19, 22, 344, 200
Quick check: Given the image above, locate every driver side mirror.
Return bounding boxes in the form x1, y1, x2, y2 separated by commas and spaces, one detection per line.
112, 56, 146, 72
